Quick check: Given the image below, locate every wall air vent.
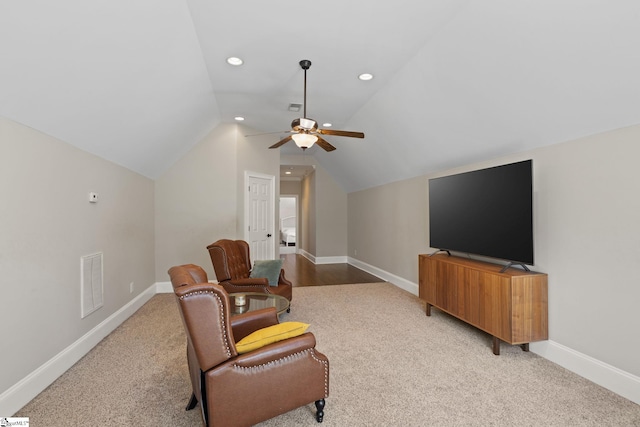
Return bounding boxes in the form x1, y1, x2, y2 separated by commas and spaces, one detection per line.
81, 252, 104, 318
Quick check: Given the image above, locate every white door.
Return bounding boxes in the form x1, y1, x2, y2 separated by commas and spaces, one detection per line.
245, 172, 275, 260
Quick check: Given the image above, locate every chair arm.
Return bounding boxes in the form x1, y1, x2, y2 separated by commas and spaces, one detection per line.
205, 333, 329, 426
230, 307, 279, 341
233, 333, 317, 367
278, 269, 292, 286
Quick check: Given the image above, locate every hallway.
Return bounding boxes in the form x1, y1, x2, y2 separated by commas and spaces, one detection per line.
280, 254, 384, 287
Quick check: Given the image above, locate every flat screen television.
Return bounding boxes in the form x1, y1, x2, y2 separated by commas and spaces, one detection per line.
429, 159, 534, 266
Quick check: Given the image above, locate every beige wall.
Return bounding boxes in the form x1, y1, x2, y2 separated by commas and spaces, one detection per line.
348, 175, 428, 279
154, 123, 238, 280
315, 165, 348, 257
0, 117, 155, 395
154, 123, 281, 280
347, 124, 640, 378
280, 180, 301, 195
301, 172, 315, 254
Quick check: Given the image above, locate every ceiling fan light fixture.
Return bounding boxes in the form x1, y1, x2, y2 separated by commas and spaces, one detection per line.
291, 133, 318, 149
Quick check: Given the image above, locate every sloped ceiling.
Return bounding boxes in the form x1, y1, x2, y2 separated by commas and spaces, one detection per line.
2, 1, 640, 192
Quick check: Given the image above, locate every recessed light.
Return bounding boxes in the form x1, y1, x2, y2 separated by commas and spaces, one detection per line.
285, 171, 292, 175
227, 57, 244, 66
358, 73, 374, 81
322, 123, 332, 127
234, 116, 245, 121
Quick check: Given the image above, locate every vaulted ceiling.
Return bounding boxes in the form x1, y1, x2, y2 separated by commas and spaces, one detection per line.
2, 1, 640, 192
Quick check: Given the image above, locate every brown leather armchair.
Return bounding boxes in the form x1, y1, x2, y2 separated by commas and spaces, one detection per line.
207, 239, 293, 302
168, 264, 215, 412
168, 264, 329, 427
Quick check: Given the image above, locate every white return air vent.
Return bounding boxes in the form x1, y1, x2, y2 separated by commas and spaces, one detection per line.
81, 252, 104, 318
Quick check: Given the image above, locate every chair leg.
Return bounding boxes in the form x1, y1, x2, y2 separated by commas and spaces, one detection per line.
186, 393, 198, 411
315, 399, 325, 423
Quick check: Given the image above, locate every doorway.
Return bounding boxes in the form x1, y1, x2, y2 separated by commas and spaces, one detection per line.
279, 196, 297, 254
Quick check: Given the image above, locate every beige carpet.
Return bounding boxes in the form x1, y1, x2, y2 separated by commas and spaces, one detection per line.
17, 283, 640, 426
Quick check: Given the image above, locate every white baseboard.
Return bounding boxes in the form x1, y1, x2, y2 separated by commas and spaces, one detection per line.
530, 340, 640, 405
299, 250, 348, 264
316, 255, 348, 264
298, 249, 315, 263
348, 256, 418, 295
0, 284, 157, 416
155, 281, 173, 293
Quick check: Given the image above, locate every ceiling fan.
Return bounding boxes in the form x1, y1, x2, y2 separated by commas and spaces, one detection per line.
268, 59, 365, 152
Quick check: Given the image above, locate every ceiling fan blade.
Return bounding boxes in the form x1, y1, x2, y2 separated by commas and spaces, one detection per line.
269, 135, 293, 149
315, 136, 336, 152
317, 129, 365, 138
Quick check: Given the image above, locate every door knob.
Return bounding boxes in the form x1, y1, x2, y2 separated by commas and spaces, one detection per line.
267, 234, 272, 237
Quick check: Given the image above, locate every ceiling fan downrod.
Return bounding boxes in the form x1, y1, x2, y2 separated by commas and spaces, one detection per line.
300, 60, 311, 119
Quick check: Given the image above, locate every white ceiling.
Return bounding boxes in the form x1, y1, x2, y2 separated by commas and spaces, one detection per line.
2, 1, 640, 192
280, 165, 315, 181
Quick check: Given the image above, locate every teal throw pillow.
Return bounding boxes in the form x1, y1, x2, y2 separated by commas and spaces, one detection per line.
249, 259, 283, 286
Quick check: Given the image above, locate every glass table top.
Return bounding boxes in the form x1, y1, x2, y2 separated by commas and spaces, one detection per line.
229, 292, 290, 315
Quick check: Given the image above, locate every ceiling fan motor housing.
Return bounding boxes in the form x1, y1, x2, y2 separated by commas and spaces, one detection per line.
292, 117, 317, 132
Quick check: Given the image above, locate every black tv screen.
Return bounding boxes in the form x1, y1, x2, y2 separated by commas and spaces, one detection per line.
429, 160, 534, 265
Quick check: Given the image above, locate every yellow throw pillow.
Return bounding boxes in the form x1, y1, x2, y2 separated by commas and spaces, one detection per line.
235, 322, 310, 354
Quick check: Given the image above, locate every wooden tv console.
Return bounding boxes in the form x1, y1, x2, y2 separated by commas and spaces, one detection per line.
418, 253, 548, 355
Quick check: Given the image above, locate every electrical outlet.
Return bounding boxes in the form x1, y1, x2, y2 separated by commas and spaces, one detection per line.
129, 282, 134, 293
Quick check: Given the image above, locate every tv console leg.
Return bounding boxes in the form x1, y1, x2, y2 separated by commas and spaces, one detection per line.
426, 303, 431, 316
520, 343, 530, 352
492, 337, 500, 355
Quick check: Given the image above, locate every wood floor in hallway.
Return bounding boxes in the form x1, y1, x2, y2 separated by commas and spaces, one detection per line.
280, 253, 385, 286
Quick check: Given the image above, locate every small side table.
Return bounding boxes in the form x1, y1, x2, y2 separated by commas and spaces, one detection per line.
229, 292, 290, 316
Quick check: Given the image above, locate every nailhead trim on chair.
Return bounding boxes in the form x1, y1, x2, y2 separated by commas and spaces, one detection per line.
180, 290, 233, 358
233, 348, 329, 397
309, 348, 330, 398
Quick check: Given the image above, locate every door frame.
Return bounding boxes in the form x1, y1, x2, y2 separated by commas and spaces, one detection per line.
244, 170, 276, 259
